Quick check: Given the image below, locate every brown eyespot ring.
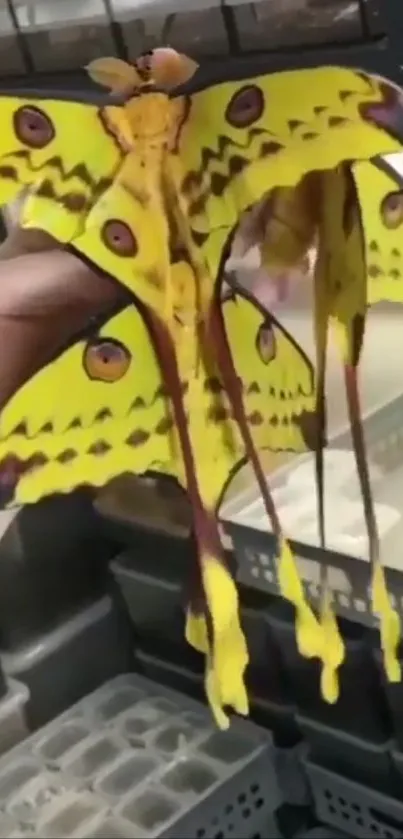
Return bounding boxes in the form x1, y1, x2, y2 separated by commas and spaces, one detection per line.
225, 85, 265, 129
380, 191, 403, 230
101, 219, 138, 257
13, 105, 55, 149
256, 322, 276, 364
83, 339, 131, 382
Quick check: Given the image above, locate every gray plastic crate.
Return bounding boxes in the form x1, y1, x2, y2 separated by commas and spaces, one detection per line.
221, 391, 403, 626
1, 597, 134, 729
304, 758, 403, 838
0, 673, 278, 838
274, 743, 310, 807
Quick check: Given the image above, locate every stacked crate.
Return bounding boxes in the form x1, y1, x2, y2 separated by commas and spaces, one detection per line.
0, 674, 279, 839
6, 397, 403, 834
101, 479, 331, 836
0, 491, 135, 730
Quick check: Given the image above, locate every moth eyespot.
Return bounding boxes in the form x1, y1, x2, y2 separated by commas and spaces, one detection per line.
13, 105, 55, 149
256, 322, 276, 364
101, 219, 138, 257
381, 191, 403, 229
83, 339, 131, 382
225, 85, 264, 129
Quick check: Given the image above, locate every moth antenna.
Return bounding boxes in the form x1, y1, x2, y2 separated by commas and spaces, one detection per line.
148, 48, 199, 90
145, 309, 248, 729
207, 299, 323, 664
86, 57, 142, 94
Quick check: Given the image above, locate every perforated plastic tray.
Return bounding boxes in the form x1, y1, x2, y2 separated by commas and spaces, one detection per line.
304, 758, 403, 839
221, 391, 403, 626
0, 673, 278, 838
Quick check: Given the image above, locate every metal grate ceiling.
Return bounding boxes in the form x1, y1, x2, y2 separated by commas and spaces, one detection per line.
0, 0, 385, 79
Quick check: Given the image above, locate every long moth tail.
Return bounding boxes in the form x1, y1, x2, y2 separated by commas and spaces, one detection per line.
313, 270, 328, 555
206, 299, 323, 663
343, 168, 400, 683
327, 164, 400, 685
145, 308, 248, 729
344, 356, 400, 683
313, 233, 345, 703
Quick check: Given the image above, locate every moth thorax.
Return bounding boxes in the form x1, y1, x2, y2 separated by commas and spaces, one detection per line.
125, 92, 171, 141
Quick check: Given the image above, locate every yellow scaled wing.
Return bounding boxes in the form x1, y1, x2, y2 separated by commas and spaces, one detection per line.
0, 305, 170, 505
223, 293, 315, 453
172, 67, 403, 277
0, 66, 400, 311
353, 157, 403, 305
0, 91, 123, 241
0, 287, 315, 507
